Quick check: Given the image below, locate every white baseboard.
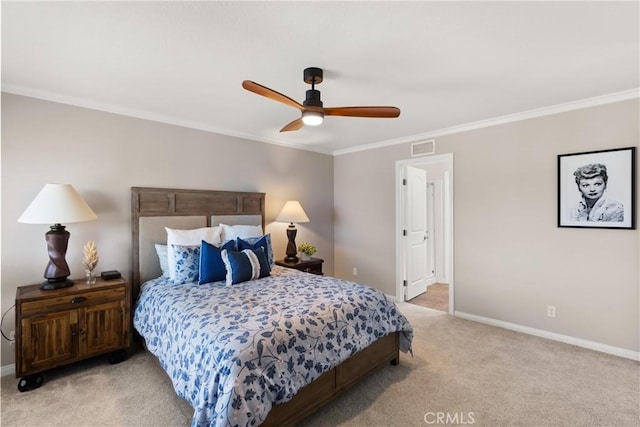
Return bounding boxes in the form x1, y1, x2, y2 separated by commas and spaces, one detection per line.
1, 364, 15, 377
455, 311, 640, 361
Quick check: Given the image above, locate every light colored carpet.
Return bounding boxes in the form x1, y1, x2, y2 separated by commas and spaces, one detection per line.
1, 302, 638, 426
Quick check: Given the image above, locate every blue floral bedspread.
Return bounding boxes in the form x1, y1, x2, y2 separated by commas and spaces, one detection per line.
133, 266, 413, 427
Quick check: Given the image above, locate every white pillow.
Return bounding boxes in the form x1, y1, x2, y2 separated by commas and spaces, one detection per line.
219, 223, 263, 241
154, 244, 169, 277
165, 227, 222, 280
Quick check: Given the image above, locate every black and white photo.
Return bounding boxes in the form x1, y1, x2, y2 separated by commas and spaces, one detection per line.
558, 147, 636, 229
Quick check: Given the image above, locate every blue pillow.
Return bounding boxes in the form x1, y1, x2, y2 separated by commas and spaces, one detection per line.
172, 244, 200, 284
199, 239, 236, 284
221, 247, 270, 286
237, 234, 274, 267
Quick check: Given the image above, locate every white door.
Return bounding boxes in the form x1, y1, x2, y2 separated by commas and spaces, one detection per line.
405, 166, 429, 300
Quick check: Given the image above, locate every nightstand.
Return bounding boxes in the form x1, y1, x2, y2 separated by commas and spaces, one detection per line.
15, 277, 131, 391
276, 257, 324, 275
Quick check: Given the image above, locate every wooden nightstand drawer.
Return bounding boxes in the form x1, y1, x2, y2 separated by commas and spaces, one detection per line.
299, 263, 322, 275
276, 258, 324, 275
21, 287, 125, 316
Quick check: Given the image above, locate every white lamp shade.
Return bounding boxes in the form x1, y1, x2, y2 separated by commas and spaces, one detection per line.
276, 200, 310, 224
18, 183, 97, 224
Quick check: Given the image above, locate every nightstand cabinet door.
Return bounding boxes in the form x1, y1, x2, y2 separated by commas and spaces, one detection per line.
19, 311, 77, 375
81, 299, 128, 358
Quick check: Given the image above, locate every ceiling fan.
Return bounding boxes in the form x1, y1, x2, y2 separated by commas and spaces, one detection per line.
242, 67, 401, 132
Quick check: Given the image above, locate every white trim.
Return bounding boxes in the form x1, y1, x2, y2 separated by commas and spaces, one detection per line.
455, 311, 640, 361
1, 85, 334, 156
395, 154, 454, 314
1, 364, 15, 377
4, 85, 637, 159
395, 165, 406, 304
443, 168, 453, 315
334, 88, 640, 156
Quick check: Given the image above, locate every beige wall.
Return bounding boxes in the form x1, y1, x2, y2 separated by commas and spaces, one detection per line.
2, 93, 637, 369
335, 99, 639, 353
1, 93, 334, 367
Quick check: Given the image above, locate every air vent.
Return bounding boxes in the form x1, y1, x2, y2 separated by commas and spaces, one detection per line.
411, 140, 435, 157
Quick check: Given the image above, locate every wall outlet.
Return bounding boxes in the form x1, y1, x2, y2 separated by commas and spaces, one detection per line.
547, 305, 556, 318
9, 331, 15, 349
352, 267, 358, 276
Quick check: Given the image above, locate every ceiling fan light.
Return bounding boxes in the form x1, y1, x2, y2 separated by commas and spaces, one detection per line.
302, 111, 324, 126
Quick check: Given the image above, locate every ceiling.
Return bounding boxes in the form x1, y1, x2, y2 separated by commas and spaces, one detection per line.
2, 2, 638, 155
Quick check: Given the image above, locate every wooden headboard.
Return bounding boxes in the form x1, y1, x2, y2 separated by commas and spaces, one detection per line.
131, 187, 265, 295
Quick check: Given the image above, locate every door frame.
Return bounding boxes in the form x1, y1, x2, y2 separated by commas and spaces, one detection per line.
395, 153, 455, 314
425, 180, 437, 283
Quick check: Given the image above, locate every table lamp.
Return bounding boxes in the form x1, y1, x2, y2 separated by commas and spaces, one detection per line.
276, 200, 309, 263
18, 184, 97, 290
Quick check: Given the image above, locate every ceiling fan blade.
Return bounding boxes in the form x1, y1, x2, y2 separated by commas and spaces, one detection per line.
280, 117, 304, 132
323, 106, 401, 118
242, 80, 303, 110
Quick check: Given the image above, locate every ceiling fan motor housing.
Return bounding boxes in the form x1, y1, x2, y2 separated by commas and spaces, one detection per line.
303, 67, 324, 107
304, 89, 323, 107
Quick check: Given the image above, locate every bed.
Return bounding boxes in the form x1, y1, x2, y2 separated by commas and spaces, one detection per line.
131, 187, 413, 426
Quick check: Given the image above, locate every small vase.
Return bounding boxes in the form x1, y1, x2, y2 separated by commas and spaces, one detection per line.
300, 253, 311, 261
85, 269, 96, 285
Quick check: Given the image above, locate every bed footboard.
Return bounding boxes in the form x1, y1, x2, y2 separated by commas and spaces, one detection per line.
263, 331, 400, 426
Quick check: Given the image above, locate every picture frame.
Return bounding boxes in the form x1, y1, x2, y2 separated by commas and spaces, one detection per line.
558, 147, 636, 229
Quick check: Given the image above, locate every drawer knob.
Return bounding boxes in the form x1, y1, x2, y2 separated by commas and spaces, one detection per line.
70, 297, 87, 304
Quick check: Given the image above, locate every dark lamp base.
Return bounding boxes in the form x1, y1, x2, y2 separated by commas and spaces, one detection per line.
285, 224, 299, 264
41, 279, 74, 290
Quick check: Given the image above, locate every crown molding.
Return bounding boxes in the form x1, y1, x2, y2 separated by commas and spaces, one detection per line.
1, 84, 333, 156
4, 84, 637, 158
333, 88, 640, 156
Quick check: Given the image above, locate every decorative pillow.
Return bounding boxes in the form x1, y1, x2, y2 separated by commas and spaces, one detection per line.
237, 234, 274, 267
172, 244, 200, 285
166, 227, 221, 280
219, 223, 263, 242
154, 244, 169, 277
199, 239, 236, 284
221, 248, 270, 286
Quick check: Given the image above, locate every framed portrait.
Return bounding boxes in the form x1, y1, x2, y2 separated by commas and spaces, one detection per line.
558, 147, 636, 229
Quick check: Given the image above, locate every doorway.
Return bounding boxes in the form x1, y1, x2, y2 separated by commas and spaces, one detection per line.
395, 153, 454, 314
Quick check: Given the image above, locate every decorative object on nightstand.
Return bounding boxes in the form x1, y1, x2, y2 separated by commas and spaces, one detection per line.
276, 200, 309, 263
18, 184, 97, 290
82, 240, 99, 285
298, 242, 316, 261
276, 257, 324, 275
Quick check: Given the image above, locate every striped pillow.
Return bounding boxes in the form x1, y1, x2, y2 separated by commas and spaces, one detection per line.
221, 248, 270, 286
